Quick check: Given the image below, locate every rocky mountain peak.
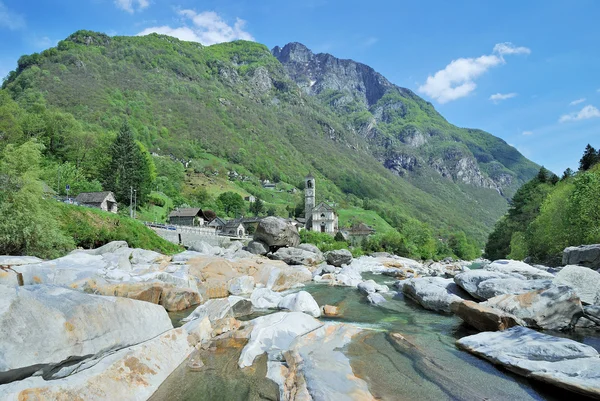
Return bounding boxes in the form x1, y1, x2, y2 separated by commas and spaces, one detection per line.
272, 42, 392, 107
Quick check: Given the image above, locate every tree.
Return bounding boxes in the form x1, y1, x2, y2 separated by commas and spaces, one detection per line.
267, 206, 277, 216
579, 144, 599, 171
249, 198, 264, 216
0, 141, 73, 258
562, 168, 574, 180
536, 167, 549, 183
103, 122, 154, 205
217, 192, 245, 217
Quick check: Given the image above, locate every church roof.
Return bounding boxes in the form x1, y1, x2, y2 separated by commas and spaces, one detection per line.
313, 202, 334, 212
305, 172, 314, 179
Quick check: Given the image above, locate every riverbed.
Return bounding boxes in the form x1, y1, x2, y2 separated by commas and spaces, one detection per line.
158, 272, 599, 401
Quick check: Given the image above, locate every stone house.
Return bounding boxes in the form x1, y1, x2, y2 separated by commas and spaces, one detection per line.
222, 220, 246, 237
75, 191, 118, 213
168, 208, 204, 226
244, 195, 256, 203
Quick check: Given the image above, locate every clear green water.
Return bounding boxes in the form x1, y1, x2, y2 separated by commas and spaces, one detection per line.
156, 273, 599, 400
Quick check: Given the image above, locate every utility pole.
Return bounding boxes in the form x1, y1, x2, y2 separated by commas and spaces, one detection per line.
130, 186, 133, 218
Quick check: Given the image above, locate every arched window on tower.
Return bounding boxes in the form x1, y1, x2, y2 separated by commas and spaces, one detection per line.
320, 213, 325, 218
307, 180, 313, 189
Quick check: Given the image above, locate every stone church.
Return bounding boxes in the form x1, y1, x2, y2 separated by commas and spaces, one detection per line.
304, 173, 338, 234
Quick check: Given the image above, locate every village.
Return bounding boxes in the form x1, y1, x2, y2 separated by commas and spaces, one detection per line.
68, 174, 376, 245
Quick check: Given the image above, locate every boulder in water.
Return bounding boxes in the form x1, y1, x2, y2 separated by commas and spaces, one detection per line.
452, 300, 521, 332
482, 286, 583, 330
457, 326, 600, 399
278, 291, 321, 317
553, 265, 600, 305
325, 249, 353, 267
402, 277, 466, 313
485, 260, 554, 280
238, 312, 322, 368
251, 288, 283, 309
270, 247, 323, 266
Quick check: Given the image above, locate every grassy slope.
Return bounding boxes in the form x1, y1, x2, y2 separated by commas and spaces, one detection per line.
57, 203, 181, 254
3, 31, 537, 243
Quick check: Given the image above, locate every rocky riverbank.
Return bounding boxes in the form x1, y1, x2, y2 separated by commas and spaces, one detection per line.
1, 218, 600, 400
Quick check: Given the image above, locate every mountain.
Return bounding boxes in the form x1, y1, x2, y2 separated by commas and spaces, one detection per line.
272, 42, 538, 198
1, 31, 538, 244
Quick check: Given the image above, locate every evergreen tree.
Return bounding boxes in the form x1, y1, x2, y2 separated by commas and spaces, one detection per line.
562, 168, 574, 180
104, 122, 154, 205
536, 166, 549, 183
579, 144, 599, 171
249, 198, 264, 216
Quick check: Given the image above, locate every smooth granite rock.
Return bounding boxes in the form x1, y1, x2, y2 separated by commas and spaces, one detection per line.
270, 247, 323, 266
0, 285, 172, 384
227, 275, 255, 295
325, 249, 353, 267
238, 312, 322, 368
486, 260, 554, 280
182, 296, 253, 324
254, 217, 300, 249
402, 277, 466, 313
457, 326, 600, 399
483, 286, 583, 330
452, 300, 521, 332
250, 288, 284, 309
272, 323, 374, 401
278, 291, 321, 317
553, 265, 600, 305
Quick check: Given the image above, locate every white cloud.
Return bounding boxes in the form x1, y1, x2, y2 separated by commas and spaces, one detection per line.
559, 105, 600, 123
569, 98, 586, 106
137, 10, 253, 45
361, 37, 378, 47
489, 92, 517, 103
114, 0, 149, 14
493, 42, 531, 56
0, 2, 25, 30
522, 130, 533, 136
418, 43, 530, 104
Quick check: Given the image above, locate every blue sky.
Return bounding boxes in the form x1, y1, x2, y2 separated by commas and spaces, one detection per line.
1, 0, 599, 174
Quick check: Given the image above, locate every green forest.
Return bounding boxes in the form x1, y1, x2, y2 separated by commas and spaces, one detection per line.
485, 144, 600, 265
0, 30, 539, 261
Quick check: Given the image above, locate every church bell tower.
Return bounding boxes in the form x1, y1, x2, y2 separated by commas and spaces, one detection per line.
305, 173, 315, 229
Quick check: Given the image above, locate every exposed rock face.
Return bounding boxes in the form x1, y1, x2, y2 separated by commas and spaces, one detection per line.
402, 277, 466, 313
482, 286, 583, 330
452, 300, 521, 332
325, 249, 353, 267
553, 265, 600, 304
0, 318, 213, 401
270, 247, 323, 266
238, 312, 322, 368
457, 326, 600, 399
0, 285, 173, 384
278, 291, 321, 317
563, 245, 600, 269
486, 260, 555, 280
271, 323, 374, 401
254, 217, 300, 249
272, 42, 391, 107
384, 153, 418, 176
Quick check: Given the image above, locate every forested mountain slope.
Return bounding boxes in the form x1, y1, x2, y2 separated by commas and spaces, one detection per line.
2, 31, 538, 243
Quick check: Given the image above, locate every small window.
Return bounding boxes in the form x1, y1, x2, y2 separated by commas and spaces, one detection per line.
321, 213, 325, 218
